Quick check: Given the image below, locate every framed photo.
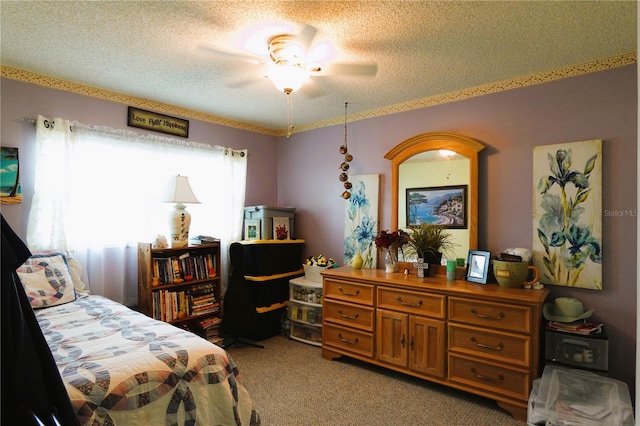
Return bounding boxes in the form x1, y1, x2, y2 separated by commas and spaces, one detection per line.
273, 217, 290, 240
244, 219, 260, 241
466, 250, 491, 284
406, 185, 467, 228
1, 147, 22, 204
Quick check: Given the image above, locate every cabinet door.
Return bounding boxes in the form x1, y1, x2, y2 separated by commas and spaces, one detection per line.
377, 309, 408, 367
409, 316, 445, 378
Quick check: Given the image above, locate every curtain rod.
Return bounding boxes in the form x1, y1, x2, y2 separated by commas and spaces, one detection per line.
20, 116, 245, 157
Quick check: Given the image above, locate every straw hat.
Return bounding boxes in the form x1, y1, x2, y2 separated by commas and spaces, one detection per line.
543, 297, 594, 323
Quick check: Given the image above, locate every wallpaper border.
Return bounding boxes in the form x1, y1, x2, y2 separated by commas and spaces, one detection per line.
2, 52, 636, 137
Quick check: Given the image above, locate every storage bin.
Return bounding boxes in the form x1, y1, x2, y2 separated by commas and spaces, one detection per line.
244, 205, 296, 240
290, 321, 322, 345
288, 301, 322, 325
246, 274, 301, 308
303, 264, 330, 283
246, 303, 287, 341
545, 328, 608, 372
237, 240, 304, 276
290, 281, 323, 304
528, 365, 634, 426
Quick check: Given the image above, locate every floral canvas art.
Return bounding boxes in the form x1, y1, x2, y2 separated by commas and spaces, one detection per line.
344, 174, 379, 268
533, 139, 602, 290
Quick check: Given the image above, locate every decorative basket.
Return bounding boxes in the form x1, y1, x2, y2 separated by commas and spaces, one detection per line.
303, 264, 329, 283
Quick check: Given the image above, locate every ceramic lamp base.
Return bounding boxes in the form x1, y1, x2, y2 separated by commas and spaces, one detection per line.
169, 203, 191, 248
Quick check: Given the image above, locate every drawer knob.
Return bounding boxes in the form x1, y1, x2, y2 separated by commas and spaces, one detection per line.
338, 286, 360, 297
397, 297, 423, 307
338, 310, 359, 320
338, 333, 359, 345
471, 367, 504, 383
471, 337, 504, 351
471, 308, 504, 320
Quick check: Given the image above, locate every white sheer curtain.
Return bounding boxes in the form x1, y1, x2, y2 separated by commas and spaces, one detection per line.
27, 115, 247, 306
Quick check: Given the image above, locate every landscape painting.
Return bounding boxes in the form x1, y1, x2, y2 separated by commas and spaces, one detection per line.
406, 185, 466, 228
1, 147, 21, 204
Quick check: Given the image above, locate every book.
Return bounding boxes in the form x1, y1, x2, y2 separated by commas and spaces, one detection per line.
189, 235, 220, 245
547, 320, 604, 335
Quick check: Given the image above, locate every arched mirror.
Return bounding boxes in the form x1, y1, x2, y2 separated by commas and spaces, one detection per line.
385, 132, 484, 260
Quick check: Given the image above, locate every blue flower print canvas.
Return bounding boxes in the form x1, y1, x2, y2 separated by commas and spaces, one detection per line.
533, 139, 602, 289
344, 174, 379, 268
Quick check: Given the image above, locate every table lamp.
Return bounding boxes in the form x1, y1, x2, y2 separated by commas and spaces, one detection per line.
163, 175, 200, 248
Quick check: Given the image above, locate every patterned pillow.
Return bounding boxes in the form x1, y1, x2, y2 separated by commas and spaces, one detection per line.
16, 252, 77, 308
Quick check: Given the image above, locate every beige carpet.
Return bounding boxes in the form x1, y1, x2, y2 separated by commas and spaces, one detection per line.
226, 335, 527, 426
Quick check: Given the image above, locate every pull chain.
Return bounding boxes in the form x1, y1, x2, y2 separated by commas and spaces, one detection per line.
286, 88, 294, 138
343, 102, 348, 150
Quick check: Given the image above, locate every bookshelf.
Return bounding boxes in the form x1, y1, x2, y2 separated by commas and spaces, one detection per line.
138, 242, 222, 345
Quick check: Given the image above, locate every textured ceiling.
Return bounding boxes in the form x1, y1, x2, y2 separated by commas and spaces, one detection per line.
1, 1, 636, 135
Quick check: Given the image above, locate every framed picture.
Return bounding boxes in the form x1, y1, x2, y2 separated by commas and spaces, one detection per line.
244, 219, 260, 241
1, 147, 22, 204
466, 250, 491, 284
406, 185, 467, 228
273, 217, 290, 240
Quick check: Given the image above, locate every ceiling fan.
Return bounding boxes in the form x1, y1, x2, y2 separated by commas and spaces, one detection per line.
202, 22, 378, 96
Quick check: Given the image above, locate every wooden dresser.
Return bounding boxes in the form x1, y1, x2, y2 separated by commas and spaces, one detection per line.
321, 266, 549, 421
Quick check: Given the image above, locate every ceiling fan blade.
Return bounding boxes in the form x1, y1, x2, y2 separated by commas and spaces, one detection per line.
295, 23, 317, 50
198, 45, 263, 65
298, 79, 325, 100
321, 62, 378, 77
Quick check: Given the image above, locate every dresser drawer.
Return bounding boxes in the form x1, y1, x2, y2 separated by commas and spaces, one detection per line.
323, 323, 374, 358
448, 324, 530, 368
378, 287, 445, 318
324, 278, 374, 306
448, 297, 531, 333
324, 299, 375, 331
448, 354, 530, 401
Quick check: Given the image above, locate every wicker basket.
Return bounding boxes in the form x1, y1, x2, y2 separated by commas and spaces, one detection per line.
303, 264, 329, 283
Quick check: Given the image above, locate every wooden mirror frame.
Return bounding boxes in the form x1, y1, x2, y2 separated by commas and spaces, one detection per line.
385, 132, 485, 251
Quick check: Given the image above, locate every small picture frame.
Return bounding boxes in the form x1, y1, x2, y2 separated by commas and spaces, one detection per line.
272, 217, 290, 240
466, 250, 491, 284
244, 219, 260, 241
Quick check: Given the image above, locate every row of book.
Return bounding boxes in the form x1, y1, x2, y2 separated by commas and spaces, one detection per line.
152, 283, 219, 322
546, 320, 604, 335
153, 251, 217, 285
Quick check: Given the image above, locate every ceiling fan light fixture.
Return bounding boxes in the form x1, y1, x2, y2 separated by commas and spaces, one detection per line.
267, 63, 310, 93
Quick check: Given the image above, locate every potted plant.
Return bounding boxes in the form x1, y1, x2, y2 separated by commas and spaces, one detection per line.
404, 223, 456, 268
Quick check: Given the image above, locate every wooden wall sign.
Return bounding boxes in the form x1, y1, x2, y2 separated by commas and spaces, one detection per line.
127, 107, 189, 138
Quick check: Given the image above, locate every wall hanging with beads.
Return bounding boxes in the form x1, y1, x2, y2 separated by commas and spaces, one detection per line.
339, 102, 354, 199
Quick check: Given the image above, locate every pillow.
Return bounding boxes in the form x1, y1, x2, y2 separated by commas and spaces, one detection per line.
66, 253, 91, 296
16, 252, 77, 308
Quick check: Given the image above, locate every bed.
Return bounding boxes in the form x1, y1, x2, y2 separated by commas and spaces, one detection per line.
17, 250, 260, 425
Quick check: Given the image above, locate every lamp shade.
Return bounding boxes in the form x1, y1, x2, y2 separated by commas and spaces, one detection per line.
163, 175, 200, 204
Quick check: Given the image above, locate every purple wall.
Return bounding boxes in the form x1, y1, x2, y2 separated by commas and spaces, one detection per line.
1, 64, 637, 395
279, 65, 637, 393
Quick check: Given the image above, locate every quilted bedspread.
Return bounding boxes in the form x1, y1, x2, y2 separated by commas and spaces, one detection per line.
35, 295, 260, 426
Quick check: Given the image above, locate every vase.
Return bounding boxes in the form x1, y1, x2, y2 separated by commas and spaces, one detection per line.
384, 247, 398, 273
